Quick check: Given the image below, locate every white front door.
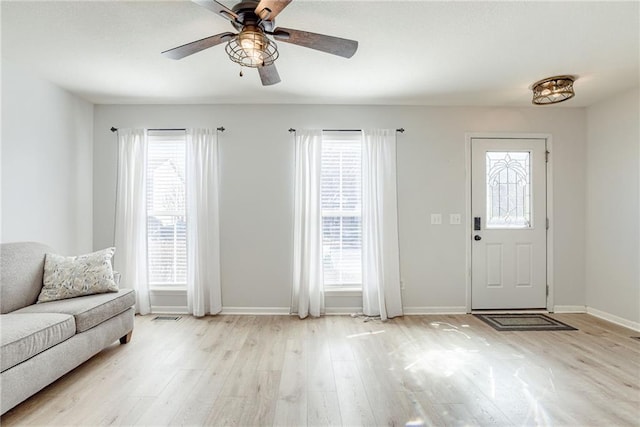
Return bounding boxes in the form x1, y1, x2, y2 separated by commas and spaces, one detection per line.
471, 138, 547, 309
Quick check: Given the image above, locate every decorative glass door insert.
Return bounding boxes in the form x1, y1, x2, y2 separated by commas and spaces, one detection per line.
486, 151, 531, 229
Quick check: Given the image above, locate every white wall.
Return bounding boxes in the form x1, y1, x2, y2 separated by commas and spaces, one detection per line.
1, 62, 94, 255
586, 89, 640, 327
4, 65, 636, 321
94, 104, 587, 312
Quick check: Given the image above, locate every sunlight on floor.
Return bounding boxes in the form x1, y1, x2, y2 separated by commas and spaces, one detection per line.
346, 330, 385, 339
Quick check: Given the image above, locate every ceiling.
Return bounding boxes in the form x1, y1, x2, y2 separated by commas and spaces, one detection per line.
2, 1, 639, 106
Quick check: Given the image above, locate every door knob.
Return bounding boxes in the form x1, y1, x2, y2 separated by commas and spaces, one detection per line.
474, 235, 482, 241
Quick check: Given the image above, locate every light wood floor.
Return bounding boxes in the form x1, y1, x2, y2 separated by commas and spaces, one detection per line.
2, 313, 639, 426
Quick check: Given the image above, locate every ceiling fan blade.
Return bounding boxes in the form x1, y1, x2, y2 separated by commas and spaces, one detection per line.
192, 0, 238, 22
272, 27, 358, 58
255, 0, 292, 20
258, 63, 281, 86
162, 32, 235, 60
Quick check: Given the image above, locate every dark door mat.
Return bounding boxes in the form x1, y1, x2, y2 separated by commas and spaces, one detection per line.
475, 313, 577, 331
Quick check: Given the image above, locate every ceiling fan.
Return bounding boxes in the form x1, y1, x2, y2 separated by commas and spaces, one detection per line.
162, 0, 358, 86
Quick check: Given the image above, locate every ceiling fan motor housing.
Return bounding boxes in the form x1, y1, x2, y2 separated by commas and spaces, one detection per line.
231, 1, 272, 31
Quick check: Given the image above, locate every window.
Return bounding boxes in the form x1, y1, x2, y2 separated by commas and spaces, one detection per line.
146, 131, 187, 287
321, 132, 362, 287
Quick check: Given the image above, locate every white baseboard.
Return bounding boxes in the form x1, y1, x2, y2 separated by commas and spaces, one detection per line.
220, 307, 290, 315
553, 305, 587, 313
325, 306, 469, 316
586, 307, 640, 332
150, 306, 189, 315
403, 306, 467, 315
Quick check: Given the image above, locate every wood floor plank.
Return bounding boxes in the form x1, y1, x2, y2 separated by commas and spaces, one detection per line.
256, 317, 288, 372
277, 338, 306, 399
84, 395, 155, 426
272, 337, 307, 426
307, 391, 341, 427
204, 395, 246, 426
327, 317, 355, 362
273, 391, 308, 427
2, 313, 639, 426
306, 338, 336, 392
332, 360, 377, 426
135, 368, 204, 425
237, 370, 281, 426
404, 393, 448, 427
169, 350, 239, 425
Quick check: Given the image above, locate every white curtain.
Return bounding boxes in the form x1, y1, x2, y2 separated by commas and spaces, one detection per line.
361, 129, 403, 320
291, 129, 324, 318
186, 129, 222, 316
114, 129, 151, 315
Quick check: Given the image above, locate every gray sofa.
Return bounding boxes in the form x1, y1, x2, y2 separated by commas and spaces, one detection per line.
0, 242, 135, 415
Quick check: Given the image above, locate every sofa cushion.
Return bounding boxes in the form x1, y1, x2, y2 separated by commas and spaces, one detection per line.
14, 289, 135, 333
1, 313, 75, 372
0, 242, 54, 314
38, 247, 118, 303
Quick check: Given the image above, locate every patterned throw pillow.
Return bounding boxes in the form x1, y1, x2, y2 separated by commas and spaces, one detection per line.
37, 247, 119, 303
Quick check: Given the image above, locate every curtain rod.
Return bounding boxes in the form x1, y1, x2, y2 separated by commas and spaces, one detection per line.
110, 127, 225, 133
288, 128, 405, 133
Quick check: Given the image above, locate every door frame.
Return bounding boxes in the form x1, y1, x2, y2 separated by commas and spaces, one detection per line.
464, 133, 554, 312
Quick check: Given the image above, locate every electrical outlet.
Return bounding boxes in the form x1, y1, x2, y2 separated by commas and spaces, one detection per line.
449, 214, 461, 225
431, 213, 442, 225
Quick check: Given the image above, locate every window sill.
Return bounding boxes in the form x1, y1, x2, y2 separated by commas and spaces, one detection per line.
325, 287, 362, 297
149, 287, 187, 294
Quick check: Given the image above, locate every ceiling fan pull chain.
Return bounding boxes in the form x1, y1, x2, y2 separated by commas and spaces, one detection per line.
239, 68, 244, 77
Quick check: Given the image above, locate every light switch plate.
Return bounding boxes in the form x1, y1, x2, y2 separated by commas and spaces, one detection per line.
431, 213, 442, 225
449, 214, 461, 225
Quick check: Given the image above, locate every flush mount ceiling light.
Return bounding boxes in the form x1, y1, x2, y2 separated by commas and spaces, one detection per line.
531, 75, 576, 105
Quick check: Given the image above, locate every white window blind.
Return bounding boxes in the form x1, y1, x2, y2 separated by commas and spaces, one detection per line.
321, 132, 362, 286
146, 131, 187, 287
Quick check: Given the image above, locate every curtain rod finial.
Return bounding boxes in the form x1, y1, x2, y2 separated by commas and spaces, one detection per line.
289, 128, 296, 133
110, 127, 118, 133
217, 126, 225, 132
396, 128, 405, 133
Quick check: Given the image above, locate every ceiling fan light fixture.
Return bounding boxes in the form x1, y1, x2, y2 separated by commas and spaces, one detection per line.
163, 0, 358, 85
531, 75, 576, 105
225, 26, 279, 68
